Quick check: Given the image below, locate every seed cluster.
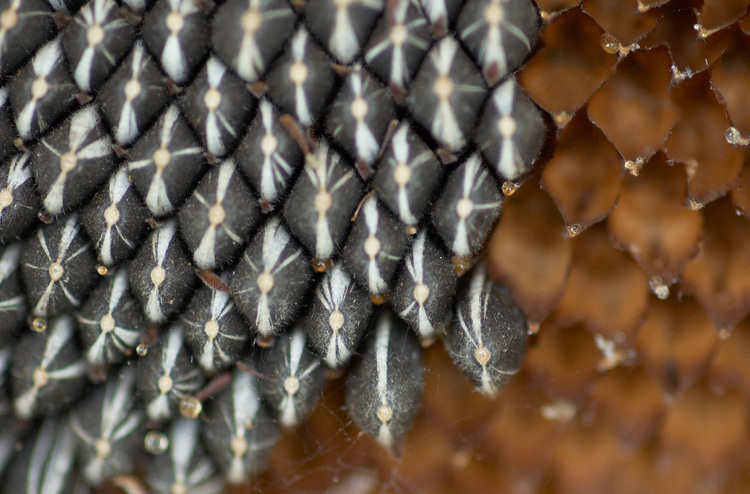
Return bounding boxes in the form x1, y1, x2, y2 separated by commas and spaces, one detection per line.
0, 0, 546, 491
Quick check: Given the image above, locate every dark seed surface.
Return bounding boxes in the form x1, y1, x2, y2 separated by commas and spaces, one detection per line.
181, 276, 250, 373
306, 263, 373, 369
210, 0, 295, 84
448, 262, 527, 395
372, 122, 443, 227
32, 105, 115, 216
391, 229, 457, 341
10, 38, 79, 141
346, 309, 424, 448
98, 41, 170, 146
81, 166, 150, 267
181, 57, 257, 158
0, 153, 40, 244
235, 98, 303, 209
475, 77, 546, 181
431, 153, 503, 257
0, 0, 545, 487
202, 369, 280, 484
128, 218, 195, 323
127, 105, 207, 217
21, 214, 97, 318
145, 417, 223, 494
75, 266, 146, 366
0, 0, 56, 79
456, 0, 540, 85
178, 158, 260, 270
305, 0, 384, 64
141, 0, 209, 85
283, 141, 363, 262
264, 27, 338, 128
258, 324, 327, 428
363, 0, 431, 98
405, 36, 488, 153
0, 243, 25, 344
343, 194, 408, 297
229, 216, 313, 337
137, 325, 204, 421
70, 366, 144, 486
62, 0, 135, 93
4, 416, 80, 494
10, 315, 87, 420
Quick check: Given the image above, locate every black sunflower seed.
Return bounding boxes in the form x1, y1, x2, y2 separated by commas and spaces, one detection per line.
181, 56, 256, 158
258, 324, 326, 428
304, 0, 384, 65
98, 40, 170, 146
363, 0, 431, 99
11, 315, 88, 420
235, 97, 303, 210
137, 325, 204, 421
229, 216, 313, 337
0, 153, 40, 244
75, 266, 146, 367
4, 416, 80, 494
263, 26, 338, 128
121, 0, 154, 12
0, 345, 14, 474
405, 35, 487, 154
128, 218, 195, 323
21, 213, 97, 318
343, 193, 408, 297
0, 0, 56, 79
431, 153, 502, 258
456, 0, 540, 86
81, 165, 150, 267
346, 309, 423, 448
202, 368, 280, 484
46, 0, 87, 14
283, 140, 363, 265
145, 417, 224, 494
418, 0, 463, 37
305, 263, 373, 368
10, 37, 79, 141
475, 77, 545, 181
127, 104, 207, 217
141, 0, 209, 85
325, 64, 396, 178
0, 88, 17, 163
178, 158, 260, 270
210, 0, 296, 84
372, 122, 442, 228
70, 365, 144, 487
0, 243, 25, 344
390, 229, 456, 342
0, 343, 9, 401
181, 275, 250, 373
31, 105, 115, 216
448, 262, 527, 395
62, 0, 136, 93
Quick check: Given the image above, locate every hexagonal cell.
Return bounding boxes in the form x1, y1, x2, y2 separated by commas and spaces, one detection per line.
665, 72, 743, 206
488, 181, 571, 326
608, 152, 703, 286
541, 111, 623, 233
587, 46, 677, 163
554, 224, 649, 340
636, 297, 719, 393
519, 7, 616, 122
681, 198, 750, 332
